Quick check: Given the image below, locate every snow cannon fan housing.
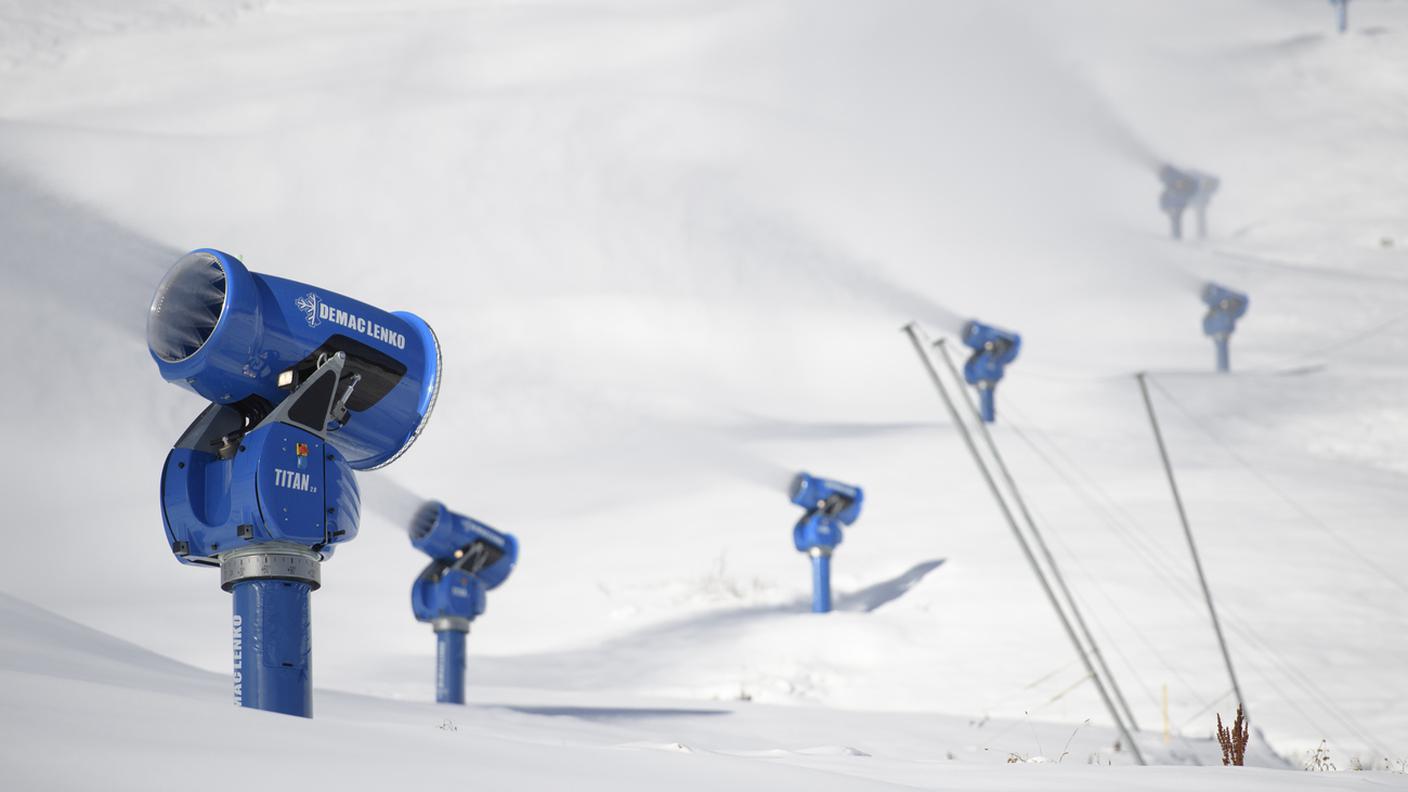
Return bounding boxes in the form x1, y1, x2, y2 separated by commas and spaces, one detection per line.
961, 321, 1021, 383
1201, 283, 1249, 338
410, 502, 518, 625
410, 501, 519, 586
148, 249, 442, 471
789, 472, 864, 552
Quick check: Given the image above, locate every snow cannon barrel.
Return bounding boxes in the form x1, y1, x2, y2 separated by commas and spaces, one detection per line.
789, 472, 864, 528
410, 501, 518, 588
789, 472, 864, 614
147, 248, 442, 470
1201, 283, 1249, 374
961, 320, 1021, 423
409, 501, 518, 704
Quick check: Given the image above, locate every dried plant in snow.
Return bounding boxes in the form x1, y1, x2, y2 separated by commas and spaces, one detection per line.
1216, 705, 1249, 766
1305, 741, 1336, 772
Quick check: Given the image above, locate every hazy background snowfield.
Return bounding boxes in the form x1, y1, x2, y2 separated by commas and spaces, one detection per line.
1, 0, 1406, 788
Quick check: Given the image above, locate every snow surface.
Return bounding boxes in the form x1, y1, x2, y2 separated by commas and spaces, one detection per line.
1, 0, 1406, 787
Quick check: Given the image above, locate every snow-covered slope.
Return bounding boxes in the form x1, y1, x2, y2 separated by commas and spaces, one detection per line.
1, 592, 1386, 790
0, 0, 1405, 784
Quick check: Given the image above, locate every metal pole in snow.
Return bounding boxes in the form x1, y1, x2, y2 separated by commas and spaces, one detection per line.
1214, 336, 1230, 374
1135, 373, 1248, 723
934, 338, 1143, 734
221, 545, 320, 718
810, 548, 833, 613
903, 323, 1146, 765
435, 625, 468, 705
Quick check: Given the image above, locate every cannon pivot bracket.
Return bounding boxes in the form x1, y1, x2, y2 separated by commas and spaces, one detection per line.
253, 352, 348, 439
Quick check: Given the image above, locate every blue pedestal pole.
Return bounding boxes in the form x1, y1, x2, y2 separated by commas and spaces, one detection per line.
435, 627, 468, 704
978, 385, 996, 423
231, 579, 313, 717
809, 549, 833, 614
221, 545, 321, 718
1215, 335, 1230, 373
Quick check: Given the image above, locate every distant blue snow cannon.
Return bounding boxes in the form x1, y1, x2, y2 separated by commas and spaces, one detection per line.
961, 320, 1021, 423
789, 473, 864, 614
1201, 283, 1249, 374
148, 248, 442, 717
410, 501, 518, 704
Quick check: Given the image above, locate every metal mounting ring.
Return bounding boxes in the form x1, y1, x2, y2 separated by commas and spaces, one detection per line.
220, 544, 322, 591
431, 616, 472, 633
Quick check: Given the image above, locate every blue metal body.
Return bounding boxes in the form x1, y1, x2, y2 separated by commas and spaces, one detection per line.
232, 578, 313, 717
789, 473, 864, 614
436, 628, 468, 705
161, 422, 360, 565
961, 321, 1021, 423
148, 249, 441, 471
409, 501, 518, 703
1201, 283, 1249, 374
793, 511, 844, 554
412, 567, 488, 625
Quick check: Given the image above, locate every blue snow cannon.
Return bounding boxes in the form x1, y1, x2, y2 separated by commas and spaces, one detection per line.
961, 320, 1021, 423
1202, 283, 1249, 374
410, 501, 518, 704
789, 473, 864, 614
148, 248, 442, 717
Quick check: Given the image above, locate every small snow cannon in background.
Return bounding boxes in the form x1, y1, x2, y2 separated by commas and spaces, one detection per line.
1331, 0, 1349, 33
1202, 283, 1249, 374
961, 320, 1021, 423
149, 248, 441, 717
1158, 165, 1219, 240
410, 501, 518, 704
789, 473, 864, 614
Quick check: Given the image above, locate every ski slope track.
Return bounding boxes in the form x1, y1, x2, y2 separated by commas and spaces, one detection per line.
0, 0, 1405, 788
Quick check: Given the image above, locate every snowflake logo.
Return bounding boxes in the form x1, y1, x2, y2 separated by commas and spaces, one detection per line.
295, 292, 321, 328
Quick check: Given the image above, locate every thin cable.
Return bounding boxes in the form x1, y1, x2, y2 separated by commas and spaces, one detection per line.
1137, 372, 1249, 723
1138, 376, 1394, 757
1002, 390, 1392, 758
1146, 375, 1408, 594
933, 338, 1143, 733
995, 404, 1221, 720
902, 322, 1146, 765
